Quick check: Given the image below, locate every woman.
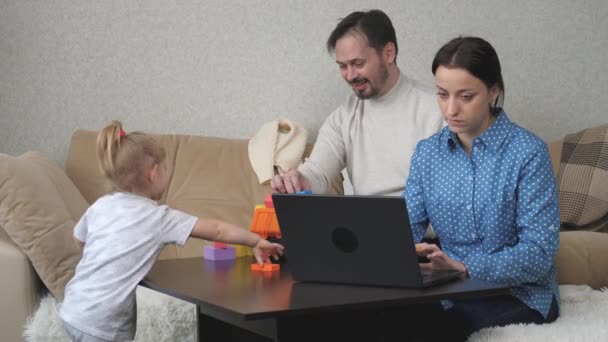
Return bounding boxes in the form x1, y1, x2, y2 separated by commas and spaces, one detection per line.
403, 36, 560, 340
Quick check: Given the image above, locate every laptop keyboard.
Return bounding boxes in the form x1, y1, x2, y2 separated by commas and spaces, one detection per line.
421, 272, 436, 283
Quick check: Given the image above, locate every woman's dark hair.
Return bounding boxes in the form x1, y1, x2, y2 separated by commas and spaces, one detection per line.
432, 36, 505, 114
327, 10, 398, 58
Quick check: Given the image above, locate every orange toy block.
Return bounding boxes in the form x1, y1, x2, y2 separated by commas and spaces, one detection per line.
251, 263, 280, 272
249, 207, 281, 239
249, 198, 282, 271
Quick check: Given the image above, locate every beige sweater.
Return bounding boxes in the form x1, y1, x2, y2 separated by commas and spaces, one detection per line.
299, 73, 444, 196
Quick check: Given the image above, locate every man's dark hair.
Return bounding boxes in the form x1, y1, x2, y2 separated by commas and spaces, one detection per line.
326, 9, 398, 57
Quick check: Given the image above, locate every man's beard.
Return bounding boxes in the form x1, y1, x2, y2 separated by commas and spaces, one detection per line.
351, 63, 390, 100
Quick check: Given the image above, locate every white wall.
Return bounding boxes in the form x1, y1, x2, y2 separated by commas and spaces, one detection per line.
1, 1, 607, 163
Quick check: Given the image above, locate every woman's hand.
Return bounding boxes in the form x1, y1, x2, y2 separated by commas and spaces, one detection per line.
415, 243, 468, 275
252, 239, 285, 265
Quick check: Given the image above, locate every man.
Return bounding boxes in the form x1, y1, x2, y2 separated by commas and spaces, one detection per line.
271, 9, 443, 195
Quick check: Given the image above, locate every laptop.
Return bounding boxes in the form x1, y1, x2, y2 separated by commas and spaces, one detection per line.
272, 194, 463, 288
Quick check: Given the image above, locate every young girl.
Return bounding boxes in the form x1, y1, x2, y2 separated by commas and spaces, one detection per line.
59, 121, 284, 342
403, 37, 560, 340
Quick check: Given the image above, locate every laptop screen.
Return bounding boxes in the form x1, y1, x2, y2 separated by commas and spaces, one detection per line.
272, 194, 429, 288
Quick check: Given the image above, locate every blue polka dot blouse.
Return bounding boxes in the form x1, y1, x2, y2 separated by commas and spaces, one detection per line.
404, 111, 560, 318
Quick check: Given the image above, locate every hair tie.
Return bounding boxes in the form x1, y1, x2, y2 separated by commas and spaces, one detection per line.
119, 130, 126, 137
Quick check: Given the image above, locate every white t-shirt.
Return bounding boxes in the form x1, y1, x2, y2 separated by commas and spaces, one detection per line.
299, 73, 444, 196
59, 192, 197, 341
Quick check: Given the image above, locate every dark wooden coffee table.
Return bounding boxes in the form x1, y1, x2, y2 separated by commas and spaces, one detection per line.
141, 256, 509, 341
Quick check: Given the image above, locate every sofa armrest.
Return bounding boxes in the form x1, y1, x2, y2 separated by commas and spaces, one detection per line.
0, 238, 43, 342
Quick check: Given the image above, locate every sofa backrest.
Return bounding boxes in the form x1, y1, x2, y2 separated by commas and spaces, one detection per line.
547, 139, 562, 177
65, 130, 343, 260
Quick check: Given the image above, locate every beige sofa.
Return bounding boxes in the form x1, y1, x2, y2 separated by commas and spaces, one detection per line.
0, 130, 341, 342
1, 130, 606, 342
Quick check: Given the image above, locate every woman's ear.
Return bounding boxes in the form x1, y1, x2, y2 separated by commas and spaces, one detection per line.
489, 85, 500, 105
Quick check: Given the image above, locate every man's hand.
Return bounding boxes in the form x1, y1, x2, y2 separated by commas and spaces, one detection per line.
415, 242, 467, 275
270, 169, 311, 193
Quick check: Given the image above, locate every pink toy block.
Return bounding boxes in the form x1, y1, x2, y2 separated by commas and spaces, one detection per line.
214, 242, 228, 248
264, 194, 274, 208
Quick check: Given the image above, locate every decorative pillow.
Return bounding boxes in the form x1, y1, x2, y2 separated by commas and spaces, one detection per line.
0, 151, 88, 300
558, 124, 608, 232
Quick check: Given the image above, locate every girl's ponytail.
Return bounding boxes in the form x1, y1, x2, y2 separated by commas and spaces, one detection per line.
96, 120, 124, 181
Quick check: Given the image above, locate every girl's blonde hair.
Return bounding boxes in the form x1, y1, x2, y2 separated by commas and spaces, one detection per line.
96, 120, 166, 192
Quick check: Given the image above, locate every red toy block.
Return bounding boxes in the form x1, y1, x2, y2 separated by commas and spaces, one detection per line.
264, 194, 274, 208
214, 242, 228, 249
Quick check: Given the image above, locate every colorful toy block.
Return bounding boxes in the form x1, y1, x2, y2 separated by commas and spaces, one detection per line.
203, 242, 236, 261
250, 194, 282, 271
251, 263, 280, 272
204, 258, 235, 271
264, 195, 274, 208
250, 194, 281, 240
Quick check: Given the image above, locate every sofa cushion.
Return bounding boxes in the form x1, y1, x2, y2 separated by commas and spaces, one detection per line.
0, 222, 13, 244
165, 135, 274, 258
557, 124, 608, 232
556, 231, 608, 289
0, 151, 87, 300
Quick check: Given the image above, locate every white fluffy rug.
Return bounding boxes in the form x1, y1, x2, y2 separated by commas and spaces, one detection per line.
23, 286, 197, 341
24, 285, 608, 341
469, 285, 608, 342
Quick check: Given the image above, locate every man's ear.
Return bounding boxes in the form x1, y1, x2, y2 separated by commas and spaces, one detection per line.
382, 42, 397, 64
